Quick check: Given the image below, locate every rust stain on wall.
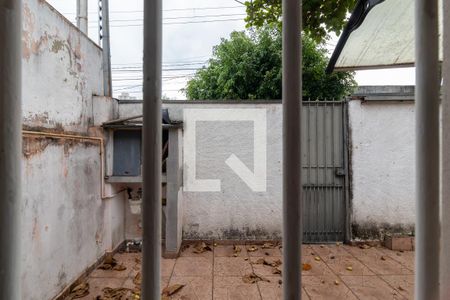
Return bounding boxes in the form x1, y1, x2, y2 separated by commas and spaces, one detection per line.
22, 135, 98, 159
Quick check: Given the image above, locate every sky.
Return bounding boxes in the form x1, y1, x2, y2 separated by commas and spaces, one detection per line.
47, 0, 415, 100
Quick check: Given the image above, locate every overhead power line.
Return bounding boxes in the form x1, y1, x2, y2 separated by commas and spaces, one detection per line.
88, 13, 246, 23
88, 17, 244, 28
62, 5, 243, 15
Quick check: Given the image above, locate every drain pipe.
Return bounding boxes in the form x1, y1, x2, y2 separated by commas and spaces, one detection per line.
282, 0, 302, 298
142, 0, 162, 297
76, 0, 88, 35
415, 0, 440, 299
100, 0, 112, 96
0, 1, 22, 299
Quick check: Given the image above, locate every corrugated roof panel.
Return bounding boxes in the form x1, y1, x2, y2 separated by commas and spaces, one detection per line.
333, 0, 443, 71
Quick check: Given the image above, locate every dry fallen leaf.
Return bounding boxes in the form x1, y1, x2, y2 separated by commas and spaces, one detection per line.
193, 242, 212, 254
346, 266, 353, 271
272, 267, 282, 275
162, 284, 185, 296
133, 272, 141, 286
302, 263, 312, 271
314, 256, 321, 262
113, 264, 127, 271
66, 282, 89, 300
100, 287, 133, 299
232, 245, 241, 257
242, 273, 270, 284
262, 243, 274, 249
247, 246, 258, 252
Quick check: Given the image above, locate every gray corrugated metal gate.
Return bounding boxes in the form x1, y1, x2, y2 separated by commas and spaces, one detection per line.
302, 101, 349, 243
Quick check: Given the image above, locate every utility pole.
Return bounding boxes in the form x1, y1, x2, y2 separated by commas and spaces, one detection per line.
0, 0, 22, 299
77, 0, 88, 35
99, 0, 112, 97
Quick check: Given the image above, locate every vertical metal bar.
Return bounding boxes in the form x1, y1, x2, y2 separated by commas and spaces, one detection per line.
441, 0, 450, 298
331, 102, 336, 240
307, 103, 311, 242
142, 0, 162, 298
0, 1, 22, 299
315, 102, 319, 242
282, 0, 302, 297
415, 0, 440, 299
342, 101, 351, 242
323, 103, 328, 240
101, 0, 112, 97
76, 0, 88, 34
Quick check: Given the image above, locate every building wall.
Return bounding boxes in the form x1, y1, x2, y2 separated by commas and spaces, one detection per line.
22, 0, 103, 133
348, 99, 416, 238
20, 1, 125, 299
119, 94, 417, 241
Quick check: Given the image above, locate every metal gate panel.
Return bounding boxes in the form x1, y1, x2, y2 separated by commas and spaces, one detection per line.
302, 101, 347, 243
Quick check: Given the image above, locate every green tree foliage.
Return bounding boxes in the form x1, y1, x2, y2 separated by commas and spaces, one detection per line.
184, 26, 355, 100
244, 0, 357, 42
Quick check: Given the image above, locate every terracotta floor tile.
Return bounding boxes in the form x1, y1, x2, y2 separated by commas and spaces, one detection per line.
173, 256, 212, 277
357, 253, 413, 275
377, 248, 415, 271
310, 244, 351, 261
257, 276, 310, 300
341, 275, 405, 300
89, 265, 132, 279
161, 258, 176, 277
214, 244, 248, 258
249, 257, 282, 277
301, 255, 335, 276
302, 274, 358, 300
342, 245, 382, 257
168, 276, 212, 300
213, 276, 261, 300
78, 277, 125, 299
381, 275, 414, 299
179, 242, 214, 259
214, 257, 253, 276
247, 244, 282, 257
324, 255, 375, 276
122, 275, 169, 294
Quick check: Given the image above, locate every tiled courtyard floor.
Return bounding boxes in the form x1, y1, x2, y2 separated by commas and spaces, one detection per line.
76, 243, 414, 300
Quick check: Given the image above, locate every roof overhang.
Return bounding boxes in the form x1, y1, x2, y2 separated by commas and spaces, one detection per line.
326, 0, 443, 73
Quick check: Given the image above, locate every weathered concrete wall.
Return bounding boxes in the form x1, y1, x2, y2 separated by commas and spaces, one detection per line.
348, 99, 416, 238
22, 0, 103, 133
118, 90, 417, 241
20, 1, 125, 299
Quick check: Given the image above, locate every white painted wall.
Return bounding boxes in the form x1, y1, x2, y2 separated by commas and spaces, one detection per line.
119, 98, 418, 241
348, 100, 416, 232
20, 1, 125, 299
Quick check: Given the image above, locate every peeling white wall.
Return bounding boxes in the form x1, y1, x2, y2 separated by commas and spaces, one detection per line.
22, 0, 103, 133
348, 100, 416, 230
20, 1, 125, 299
